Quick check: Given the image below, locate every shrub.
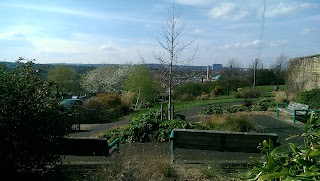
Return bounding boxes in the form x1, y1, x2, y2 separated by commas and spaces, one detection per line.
254, 98, 271, 111
242, 88, 261, 98
96, 92, 129, 121
83, 96, 102, 109
198, 114, 257, 132
196, 93, 210, 100
100, 109, 194, 143
200, 105, 223, 115
298, 88, 320, 108
214, 85, 223, 95
173, 82, 203, 100
121, 91, 134, 107
176, 93, 195, 101
246, 113, 320, 180
0, 61, 70, 179
273, 90, 287, 103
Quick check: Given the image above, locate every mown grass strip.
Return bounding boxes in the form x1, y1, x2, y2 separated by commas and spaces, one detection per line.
128, 96, 243, 120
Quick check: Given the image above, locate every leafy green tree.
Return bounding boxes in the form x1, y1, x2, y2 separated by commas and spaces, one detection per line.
123, 64, 160, 106
173, 82, 202, 98
255, 69, 277, 86
47, 64, 80, 96
0, 60, 70, 179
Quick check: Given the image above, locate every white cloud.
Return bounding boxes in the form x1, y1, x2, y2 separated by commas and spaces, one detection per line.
301, 28, 316, 35
100, 45, 114, 51
0, 2, 104, 19
175, 0, 216, 6
193, 28, 204, 34
0, 32, 33, 47
0, 32, 26, 39
224, 40, 260, 48
266, 2, 314, 17
269, 40, 288, 47
208, 3, 248, 20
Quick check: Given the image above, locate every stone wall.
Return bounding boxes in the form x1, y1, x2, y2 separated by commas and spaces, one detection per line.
286, 54, 320, 99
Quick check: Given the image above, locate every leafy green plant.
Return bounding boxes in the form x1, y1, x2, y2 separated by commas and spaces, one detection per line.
89, 92, 129, 121
201, 100, 272, 116
100, 109, 193, 143
238, 88, 261, 99
298, 88, 320, 109
246, 113, 320, 180
0, 60, 70, 179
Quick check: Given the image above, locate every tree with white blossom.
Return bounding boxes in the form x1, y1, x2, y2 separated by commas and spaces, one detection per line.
80, 65, 133, 94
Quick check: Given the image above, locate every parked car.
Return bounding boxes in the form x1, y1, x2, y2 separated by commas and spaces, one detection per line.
59, 98, 84, 110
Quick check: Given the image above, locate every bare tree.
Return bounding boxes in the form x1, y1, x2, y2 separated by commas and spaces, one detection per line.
154, 2, 197, 120
272, 53, 288, 86
221, 58, 243, 96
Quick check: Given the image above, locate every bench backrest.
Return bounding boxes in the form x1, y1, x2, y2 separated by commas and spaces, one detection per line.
288, 101, 309, 110
55, 137, 114, 156
171, 129, 278, 153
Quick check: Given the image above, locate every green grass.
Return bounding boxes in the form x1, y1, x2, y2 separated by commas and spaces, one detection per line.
255, 85, 286, 92
128, 85, 284, 120
128, 96, 243, 120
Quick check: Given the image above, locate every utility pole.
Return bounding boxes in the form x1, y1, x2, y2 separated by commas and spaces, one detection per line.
253, 58, 257, 89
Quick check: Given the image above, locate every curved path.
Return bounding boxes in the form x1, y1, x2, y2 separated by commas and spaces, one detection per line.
66, 103, 305, 166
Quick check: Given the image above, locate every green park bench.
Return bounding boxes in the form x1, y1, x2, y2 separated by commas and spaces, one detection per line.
276, 101, 320, 124
170, 128, 280, 163
55, 137, 120, 156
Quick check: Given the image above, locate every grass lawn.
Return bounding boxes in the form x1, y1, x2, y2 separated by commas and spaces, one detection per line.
128, 85, 285, 120
128, 96, 243, 120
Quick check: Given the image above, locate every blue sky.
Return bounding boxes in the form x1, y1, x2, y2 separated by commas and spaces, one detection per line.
1, 0, 319, 68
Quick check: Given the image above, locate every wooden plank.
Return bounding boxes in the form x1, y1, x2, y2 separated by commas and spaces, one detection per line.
56, 138, 109, 156
173, 129, 277, 136
176, 139, 221, 147
176, 134, 221, 142
172, 129, 278, 153
176, 144, 220, 150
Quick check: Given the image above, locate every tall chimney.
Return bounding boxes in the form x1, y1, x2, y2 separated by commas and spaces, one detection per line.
206, 65, 209, 81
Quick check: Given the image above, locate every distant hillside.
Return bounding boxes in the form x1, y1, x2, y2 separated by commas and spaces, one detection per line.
1, 61, 210, 74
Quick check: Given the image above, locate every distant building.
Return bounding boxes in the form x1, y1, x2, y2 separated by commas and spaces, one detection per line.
212, 64, 223, 71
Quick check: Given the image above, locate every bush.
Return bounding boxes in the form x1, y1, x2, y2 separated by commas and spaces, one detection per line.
214, 85, 223, 95
243, 88, 261, 98
0, 61, 70, 179
273, 90, 287, 103
200, 100, 272, 116
200, 105, 223, 115
83, 96, 102, 109
174, 82, 202, 97
196, 93, 210, 100
93, 93, 129, 121
176, 93, 195, 101
298, 88, 320, 109
246, 113, 320, 180
100, 109, 194, 143
198, 114, 257, 132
